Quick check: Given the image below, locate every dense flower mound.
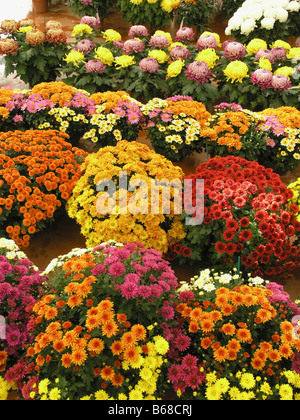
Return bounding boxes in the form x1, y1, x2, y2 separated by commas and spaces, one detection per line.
66, 140, 186, 253
169, 269, 300, 400
141, 97, 211, 162
6, 241, 178, 400
0, 130, 87, 247
172, 156, 300, 280
202, 103, 300, 174
82, 91, 145, 147
0, 239, 46, 396
226, 0, 300, 44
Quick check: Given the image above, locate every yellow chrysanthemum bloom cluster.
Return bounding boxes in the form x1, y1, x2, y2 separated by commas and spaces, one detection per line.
115, 55, 136, 69
94, 46, 114, 66
167, 59, 185, 78
202, 370, 300, 400
148, 49, 169, 64
0, 377, 16, 401
196, 48, 219, 69
71, 23, 93, 38
223, 61, 249, 83
63, 50, 85, 67
287, 178, 300, 222
66, 140, 186, 253
102, 29, 122, 43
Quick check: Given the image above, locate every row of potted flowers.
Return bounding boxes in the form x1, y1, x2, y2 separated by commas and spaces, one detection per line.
0, 123, 299, 282
0, 19, 299, 110
0, 82, 299, 173
1, 237, 300, 400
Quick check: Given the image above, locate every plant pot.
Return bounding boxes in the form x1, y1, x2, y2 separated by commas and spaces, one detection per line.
32, 0, 48, 13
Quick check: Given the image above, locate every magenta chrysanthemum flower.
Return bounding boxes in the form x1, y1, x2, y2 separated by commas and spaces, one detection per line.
255, 49, 275, 63
75, 39, 95, 55
139, 57, 159, 73
223, 41, 246, 61
122, 39, 145, 54
85, 59, 106, 73
120, 281, 139, 299
271, 47, 287, 61
149, 35, 169, 48
197, 35, 218, 51
80, 16, 100, 30
185, 61, 212, 85
271, 74, 292, 91
170, 45, 191, 60
108, 261, 126, 277
175, 26, 195, 42
251, 68, 273, 89
175, 333, 191, 351
128, 25, 149, 39
182, 354, 198, 370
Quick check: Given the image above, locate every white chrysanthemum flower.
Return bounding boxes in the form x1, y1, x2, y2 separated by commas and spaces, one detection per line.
261, 17, 276, 28
241, 18, 257, 35
203, 283, 216, 292
263, 7, 278, 18
219, 274, 233, 284
275, 7, 289, 21
287, 1, 300, 11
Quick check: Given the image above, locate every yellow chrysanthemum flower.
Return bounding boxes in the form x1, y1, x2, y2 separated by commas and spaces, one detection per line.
258, 57, 272, 71
196, 48, 219, 69
94, 46, 114, 66
71, 24, 93, 37
271, 40, 291, 51
167, 59, 185, 78
148, 49, 169, 63
102, 29, 122, 43
115, 55, 136, 69
247, 39, 268, 54
63, 50, 85, 67
274, 66, 294, 78
223, 61, 249, 83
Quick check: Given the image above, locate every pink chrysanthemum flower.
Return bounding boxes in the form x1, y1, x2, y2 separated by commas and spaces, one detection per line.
75, 39, 95, 55
185, 61, 212, 85
175, 26, 195, 42
271, 47, 287, 61
223, 41, 246, 61
128, 25, 149, 38
122, 39, 145, 54
255, 49, 275, 63
85, 59, 106, 73
170, 45, 191, 60
139, 57, 159, 73
271, 74, 292, 91
251, 68, 273, 89
197, 35, 218, 51
80, 16, 100, 30
149, 35, 169, 48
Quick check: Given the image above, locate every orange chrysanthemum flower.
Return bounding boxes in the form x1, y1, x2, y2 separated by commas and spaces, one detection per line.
236, 328, 252, 343
214, 346, 229, 363
102, 321, 118, 338
131, 324, 147, 341
87, 338, 104, 355
111, 341, 124, 355
123, 346, 139, 363
101, 365, 115, 381
112, 374, 124, 387
72, 349, 88, 366
222, 323, 236, 336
